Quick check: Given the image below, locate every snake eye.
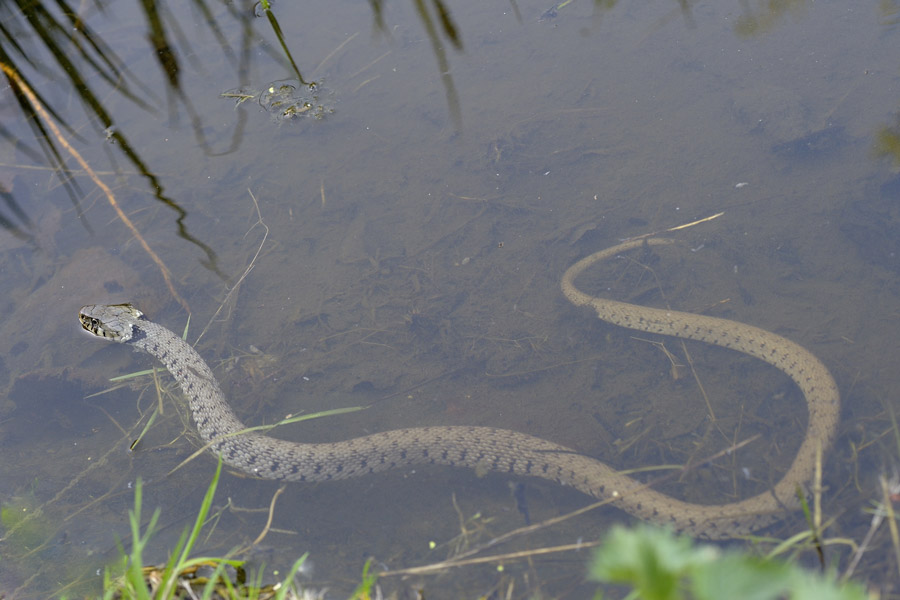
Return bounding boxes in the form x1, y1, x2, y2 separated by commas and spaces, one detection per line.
81, 316, 104, 335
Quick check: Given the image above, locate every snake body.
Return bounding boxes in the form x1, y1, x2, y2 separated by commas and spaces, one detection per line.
79, 238, 840, 539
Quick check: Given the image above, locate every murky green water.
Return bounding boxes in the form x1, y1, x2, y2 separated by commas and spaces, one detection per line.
1, 0, 899, 597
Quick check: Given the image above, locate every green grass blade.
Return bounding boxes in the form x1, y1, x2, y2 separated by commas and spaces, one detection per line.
129, 406, 159, 452
273, 553, 309, 600
109, 368, 160, 382
177, 456, 223, 566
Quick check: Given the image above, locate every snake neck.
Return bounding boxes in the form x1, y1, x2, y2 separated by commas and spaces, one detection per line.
128, 320, 249, 444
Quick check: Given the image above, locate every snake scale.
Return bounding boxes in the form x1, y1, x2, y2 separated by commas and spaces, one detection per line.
79, 238, 839, 539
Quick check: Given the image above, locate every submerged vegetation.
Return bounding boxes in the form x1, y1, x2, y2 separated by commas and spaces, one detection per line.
97, 394, 900, 598
3, 0, 900, 598
101, 467, 883, 599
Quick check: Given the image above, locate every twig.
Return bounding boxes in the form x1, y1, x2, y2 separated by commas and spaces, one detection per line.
626, 212, 724, 241
194, 189, 268, 346
248, 486, 286, 549
883, 474, 900, 581
379, 540, 601, 577
391, 434, 762, 573
313, 31, 360, 76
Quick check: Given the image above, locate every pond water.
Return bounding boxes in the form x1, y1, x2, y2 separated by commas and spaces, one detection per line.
1, 0, 899, 597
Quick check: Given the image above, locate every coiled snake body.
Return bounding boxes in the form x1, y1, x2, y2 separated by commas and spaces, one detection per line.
79, 238, 839, 539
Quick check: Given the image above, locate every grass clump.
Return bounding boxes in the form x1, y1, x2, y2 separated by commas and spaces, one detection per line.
101, 457, 312, 600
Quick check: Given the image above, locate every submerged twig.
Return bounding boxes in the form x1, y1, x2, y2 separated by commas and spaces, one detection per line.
194, 189, 268, 346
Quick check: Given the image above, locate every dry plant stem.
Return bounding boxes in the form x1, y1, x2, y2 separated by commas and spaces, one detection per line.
348, 50, 392, 80
449, 493, 476, 555
312, 31, 360, 76
428, 435, 761, 569
628, 211, 725, 240
153, 366, 165, 416
379, 540, 602, 577
679, 339, 717, 422
809, 441, 825, 569
194, 189, 268, 346
882, 474, 900, 581
0, 61, 188, 312
246, 486, 286, 550
814, 442, 823, 535
624, 256, 731, 481
842, 518, 878, 582
841, 485, 887, 581
352, 76, 381, 94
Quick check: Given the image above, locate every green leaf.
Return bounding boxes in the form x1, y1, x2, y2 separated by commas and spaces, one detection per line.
691, 552, 791, 600
787, 570, 869, 600
588, 525, 717, 600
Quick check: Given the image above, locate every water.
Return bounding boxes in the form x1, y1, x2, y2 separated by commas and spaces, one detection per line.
0, 0, 898, 596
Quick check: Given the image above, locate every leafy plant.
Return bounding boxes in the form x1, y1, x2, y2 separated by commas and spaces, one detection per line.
588, 525, 868, 600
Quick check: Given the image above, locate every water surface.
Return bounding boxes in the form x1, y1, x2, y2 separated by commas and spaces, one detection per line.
1, 0, 899, 596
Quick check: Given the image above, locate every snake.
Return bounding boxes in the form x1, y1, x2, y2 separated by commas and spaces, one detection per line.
79, 237, 840, 539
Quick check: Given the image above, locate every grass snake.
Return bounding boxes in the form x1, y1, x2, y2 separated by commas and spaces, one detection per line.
79, 238, 840, 539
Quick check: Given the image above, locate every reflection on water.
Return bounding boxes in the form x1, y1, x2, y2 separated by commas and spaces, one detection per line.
1, 0, 900, 596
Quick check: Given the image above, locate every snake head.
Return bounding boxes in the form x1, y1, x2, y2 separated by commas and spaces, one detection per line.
79, 303, 144, 342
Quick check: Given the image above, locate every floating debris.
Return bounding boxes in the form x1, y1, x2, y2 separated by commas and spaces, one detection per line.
222, 79, 335, 123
